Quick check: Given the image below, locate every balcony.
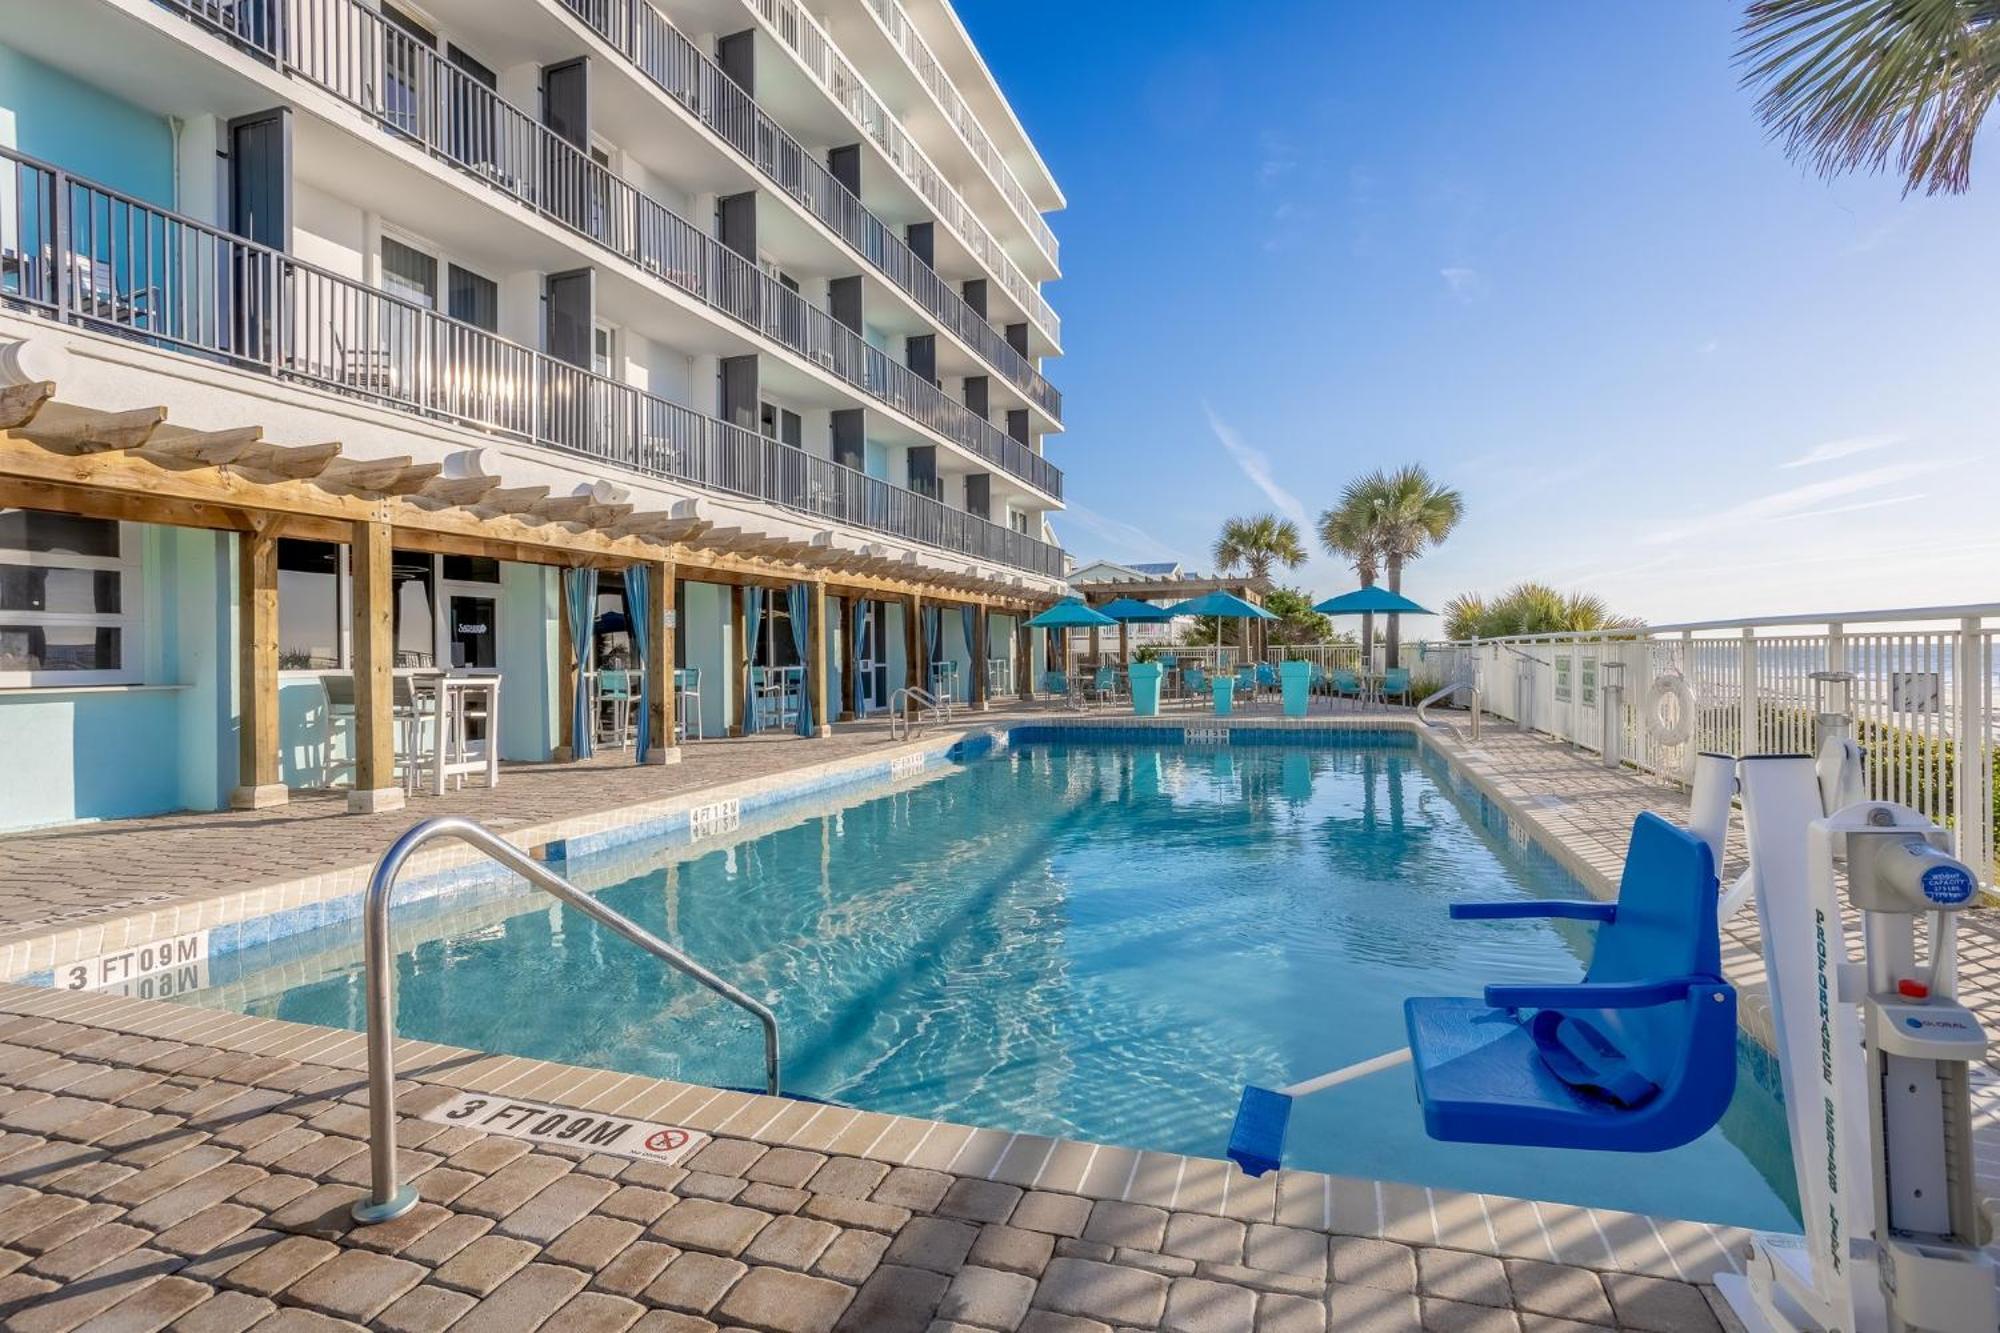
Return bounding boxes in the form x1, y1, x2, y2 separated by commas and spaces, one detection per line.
0, 148, 1066, 579
147, 0, 1064, 495
745, 0, 1058, 275
549, 0, 1063, 356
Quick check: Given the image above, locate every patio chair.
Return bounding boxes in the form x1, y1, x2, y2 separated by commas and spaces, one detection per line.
1381, 667, 1412, 706
597, 669, 636, 749
318, 672, 428, 791
1183, 665, 1209, 705
1256, 662, 1279, 694
1332, 667, 1363, 708
1087, 664, 1119, 708
1235, 664, 1259, 702
675, 667, 704, 742
1039, 669, 1069, 699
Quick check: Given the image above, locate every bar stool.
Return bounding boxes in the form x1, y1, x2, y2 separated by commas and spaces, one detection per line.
675, 668, 704, 741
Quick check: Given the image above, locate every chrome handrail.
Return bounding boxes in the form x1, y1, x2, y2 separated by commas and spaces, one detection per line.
888, 686, 947, 741
1416, 672, 1481, 742
353, 816, 781, 1224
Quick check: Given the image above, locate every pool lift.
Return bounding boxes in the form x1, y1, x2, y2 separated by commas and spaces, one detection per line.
1227, 713, 1995, 1330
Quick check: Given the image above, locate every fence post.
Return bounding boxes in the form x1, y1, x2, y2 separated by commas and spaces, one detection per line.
51, 168, 70, 320
1740, 628, 1758, 757
1954, 616, 1989, 881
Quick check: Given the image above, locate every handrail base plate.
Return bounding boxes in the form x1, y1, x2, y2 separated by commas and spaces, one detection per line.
352, 1187, 420, 1225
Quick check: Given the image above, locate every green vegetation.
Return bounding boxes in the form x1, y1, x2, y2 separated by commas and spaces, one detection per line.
1211, 513, 1307, 581
1739, 0, 2000, 196
1318, 465, 1463, 665
1442, 582, 1639, 640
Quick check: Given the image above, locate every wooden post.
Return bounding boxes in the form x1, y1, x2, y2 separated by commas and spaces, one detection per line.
810, 580, 832, 737
230, 523, 287, 809
972, 605, 989, 711
1118, 621, 1130, 666
905, 591, 923, 697
730, 583, 750, 736
1089, 624, 1101, 665
555, 579, 576, 763
348, 516, 402, 813
1016, 617, 1032, 700
644, 559, 680, 764
839, 595, 859, 721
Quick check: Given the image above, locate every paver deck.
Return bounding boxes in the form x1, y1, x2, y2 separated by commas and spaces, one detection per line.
0, 708, 1867, 1331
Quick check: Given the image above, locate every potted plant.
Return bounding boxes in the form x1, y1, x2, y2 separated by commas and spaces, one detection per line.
1128, 648, 1165, 716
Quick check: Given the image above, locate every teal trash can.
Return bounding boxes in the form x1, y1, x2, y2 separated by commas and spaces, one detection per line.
1129, 661, 1163, 716
1212, 675, 1235, 716
1280, 660, 1311, 717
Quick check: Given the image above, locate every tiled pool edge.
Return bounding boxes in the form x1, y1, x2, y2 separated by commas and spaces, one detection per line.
0, 974, 1754, 1291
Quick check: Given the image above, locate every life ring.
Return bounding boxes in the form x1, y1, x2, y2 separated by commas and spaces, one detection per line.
1645, 672, 1696, 747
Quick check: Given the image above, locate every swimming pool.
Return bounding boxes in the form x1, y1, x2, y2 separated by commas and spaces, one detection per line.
172, 733, 1800, 1230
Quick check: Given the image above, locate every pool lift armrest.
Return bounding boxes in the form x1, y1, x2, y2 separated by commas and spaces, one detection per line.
1482, 976, 1702, 1011
1449, 900, 1617, 923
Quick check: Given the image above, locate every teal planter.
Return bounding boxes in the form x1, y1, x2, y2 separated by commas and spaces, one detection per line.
1129, 661, 1164, 716
1212, 676, 1235, 716
1280, 660, 1312, 717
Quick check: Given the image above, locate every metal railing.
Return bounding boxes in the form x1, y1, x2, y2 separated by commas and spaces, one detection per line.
548, 0, 1062, 355
149, 0, 1064, 486
1416, 671, 1480, 741
1441, 604, 2000, 884
853, 0, 1058, 267
746, 0, 1057, 274
352, 816, 781, 1223
888, 685, 948, 739
0, 147, 1066, 577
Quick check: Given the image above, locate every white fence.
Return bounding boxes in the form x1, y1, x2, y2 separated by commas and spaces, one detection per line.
1438, 605, 2000, 882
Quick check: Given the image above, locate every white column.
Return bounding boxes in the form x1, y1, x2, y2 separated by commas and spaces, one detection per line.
1739, 628, 1759, 757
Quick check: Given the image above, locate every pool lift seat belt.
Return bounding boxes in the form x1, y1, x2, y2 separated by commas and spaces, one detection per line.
1228, 813, 1738, 1175
1718, 756, 1997, 1333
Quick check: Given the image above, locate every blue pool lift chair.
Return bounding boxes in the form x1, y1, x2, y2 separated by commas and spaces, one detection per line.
1402, 812, 1736, 1153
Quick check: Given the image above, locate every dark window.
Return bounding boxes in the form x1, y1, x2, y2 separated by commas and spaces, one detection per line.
447, 264, 498, 331
392, 550, 435, 667
0, 510, 119, 557
381, 237, 438, 308
441, 554, 501, 583
0, 566, 120, 614
277, 539, 342, 670
0, 625, 119, 673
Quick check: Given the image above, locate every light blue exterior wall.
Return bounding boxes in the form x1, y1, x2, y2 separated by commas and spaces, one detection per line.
883, 601, 907, 700
864, 441, 890, 481
943, 611, 973, 704
499, 563, 558, 762
0, 47, 176, 206
0, 525, 235, 833
681, 581, 734, 737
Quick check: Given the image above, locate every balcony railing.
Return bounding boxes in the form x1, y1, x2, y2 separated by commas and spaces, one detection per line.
0, 148, 1065, 579
850, 0, 1057, 268
550, 0, 1063, 355
150, 0, 1063, 495
745, 0, 1057, 274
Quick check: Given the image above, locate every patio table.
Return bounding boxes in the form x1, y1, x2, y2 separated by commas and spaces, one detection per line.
413, 672, 501, 794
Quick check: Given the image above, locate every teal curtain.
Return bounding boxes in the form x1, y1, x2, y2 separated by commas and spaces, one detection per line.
922, 606, 942, 693
850, 597, 868, 713
742, 586, 766, 735
787, 583, 813, 737
627, 565, 652, 761
959, 606, 976, 702
563, 568, 597, 761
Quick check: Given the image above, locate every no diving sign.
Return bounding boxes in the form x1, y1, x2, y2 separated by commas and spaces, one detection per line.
421, 1092, 711, 1166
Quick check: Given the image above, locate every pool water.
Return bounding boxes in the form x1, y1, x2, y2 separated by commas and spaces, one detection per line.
178, 737, 1800, 1230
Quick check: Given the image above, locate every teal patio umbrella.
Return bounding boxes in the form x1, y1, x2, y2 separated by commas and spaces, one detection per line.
1314, 588, 1432, 670
1164, 590, 1277, 664
1095, 596, 1175, 662
1026, 598, 1116, 673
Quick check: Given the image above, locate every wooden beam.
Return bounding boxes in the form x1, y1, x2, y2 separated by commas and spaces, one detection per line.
25, 405, 166, 453
230, 524, 287, 809
810, 579, 831, 737
234, 440, 341, 479
905, 591, 923, 697
0, 381, 54, 430
1017, 616, 1033, 700
418, 473, 501, 505
319, 455, 423, 492
532, 494, 624, 523
145, 426, 264, 467
480, 485, 552, 513
348, 517, 402, 813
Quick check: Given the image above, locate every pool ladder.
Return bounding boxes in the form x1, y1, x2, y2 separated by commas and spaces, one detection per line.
351, 816, 781, 1225
1416, 671, 1481, 742
888, 686, 950, 741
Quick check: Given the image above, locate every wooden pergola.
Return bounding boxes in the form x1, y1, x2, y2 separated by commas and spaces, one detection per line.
1069, 573, 1272, 662
0, 382, 1050, 812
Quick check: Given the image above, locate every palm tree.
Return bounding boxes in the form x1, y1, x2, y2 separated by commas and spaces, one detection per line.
1328, 466, 1464, 666
1212, 514, 1306, 658
1317, 499, 1385, 662
1211, 513, 1307, 582
1738, 0, 2000, 195
1443, 582, 1639, 639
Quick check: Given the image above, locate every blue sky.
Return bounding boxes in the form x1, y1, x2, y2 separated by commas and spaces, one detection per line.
957, 1, 2000, 629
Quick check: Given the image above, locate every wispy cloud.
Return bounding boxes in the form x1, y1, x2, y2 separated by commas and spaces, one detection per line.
1055, 503, 1182, 564
1256, 130, 1297, 186
1202, 403, 1310, 528
1772, 493, 1925, 523
1639, 461, 1946, 546
1780, 432, 1901, 469
1440, 266, 1484, 303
